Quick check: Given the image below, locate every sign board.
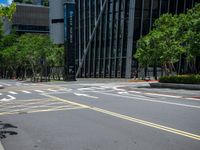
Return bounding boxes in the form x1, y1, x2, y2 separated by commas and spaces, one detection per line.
64, 1, 76, 81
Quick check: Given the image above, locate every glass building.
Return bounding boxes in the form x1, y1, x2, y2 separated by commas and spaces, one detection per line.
74, 0, 200, 78
49, 0, 200, 78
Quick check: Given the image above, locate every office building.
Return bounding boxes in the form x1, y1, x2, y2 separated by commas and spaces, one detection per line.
50, 0, 200, 78
4, 3, 49, 34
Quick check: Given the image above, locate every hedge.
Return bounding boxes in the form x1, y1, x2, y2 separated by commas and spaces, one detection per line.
159, 75, 200, 84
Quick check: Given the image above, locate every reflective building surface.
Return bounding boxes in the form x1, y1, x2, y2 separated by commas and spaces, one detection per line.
75, 0, 200, 78
49, 0, 200, 78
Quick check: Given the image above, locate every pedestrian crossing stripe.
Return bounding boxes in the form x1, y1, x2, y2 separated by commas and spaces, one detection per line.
34, 90, 44, 93
22, 91, 31, 94
47, 89, 57, 92
8, 91, 18, 95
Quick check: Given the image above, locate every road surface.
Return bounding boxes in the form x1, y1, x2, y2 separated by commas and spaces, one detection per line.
0, 79, 200, 150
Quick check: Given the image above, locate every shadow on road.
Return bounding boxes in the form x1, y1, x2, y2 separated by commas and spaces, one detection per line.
0, 121, 18, 139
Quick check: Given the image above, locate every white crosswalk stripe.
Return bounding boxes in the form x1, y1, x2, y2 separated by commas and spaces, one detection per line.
34, 90, 44, 93
8, 91, 18, 95
47, 89, 57, 92
22, 90, 31, 94
1, 83, 11, 86
0, 93, 2, 95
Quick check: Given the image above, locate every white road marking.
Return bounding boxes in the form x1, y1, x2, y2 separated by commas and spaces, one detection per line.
47, 89, 57, 92
0, 93, 2, 95
129, 90, 142, 94
1, 83, 11, 86
112, 86, 126, 91
74, 93, 98, 99
78, 88, 92, 91
94, 91, 200, 109
0, 95, 16, 102
34, 90, 44, 93
22, 90, 31, 94
145, 93, 182, 98
186, 98, 200, 101
8, 91, 18, 95
118, 91, 129, 94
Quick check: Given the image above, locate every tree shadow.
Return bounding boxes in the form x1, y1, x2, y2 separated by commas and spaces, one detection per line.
0, 121, 18, 139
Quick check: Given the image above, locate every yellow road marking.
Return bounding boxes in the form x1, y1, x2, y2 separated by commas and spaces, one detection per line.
43, 94, 200, 141
0, 107, 84, 116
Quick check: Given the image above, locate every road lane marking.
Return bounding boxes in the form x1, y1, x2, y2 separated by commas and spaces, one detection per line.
0, 83, 11, 86
129, 90, 142, 94
34, 90, 44, 93
186, 98, 200, 101
42, 94, 200, 141
0, 98, 49, 104
0, 95, 16, 102
95, 92, 200, 109
22, 90, 31, 94
74, 93, 98, 99
8, 91, 18, 95
0, 106, 84, 116
42, 94, 89, 108
0, 93, 2, 95
27, 107, 84, 114
145, 93, 182, 98
47, 89, 58, 92
118, 91, 129, 94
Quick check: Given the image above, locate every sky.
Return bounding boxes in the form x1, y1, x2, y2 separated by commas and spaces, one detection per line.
0, 0, 13, 5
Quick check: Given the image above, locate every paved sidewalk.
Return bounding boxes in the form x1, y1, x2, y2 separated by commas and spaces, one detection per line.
0, 141, 4, 150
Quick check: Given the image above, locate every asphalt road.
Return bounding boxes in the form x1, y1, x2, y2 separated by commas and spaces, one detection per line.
0, 79, 200, 150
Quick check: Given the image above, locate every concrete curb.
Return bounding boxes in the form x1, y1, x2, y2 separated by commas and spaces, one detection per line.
150, 82, 200, 90
0, 141, 4, 150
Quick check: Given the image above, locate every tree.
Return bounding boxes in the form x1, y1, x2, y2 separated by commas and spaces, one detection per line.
0, 3, 16, 78
0, 3, 16, 21
135, 4, 200, 76
16, 33, 64, 80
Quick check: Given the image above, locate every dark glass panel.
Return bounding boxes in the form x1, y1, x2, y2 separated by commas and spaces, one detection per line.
142, 19, 150, 35
133, 19, 141, 41
152, 0, 159, 18
169, 0, 177, 14
143, 0, 151, 19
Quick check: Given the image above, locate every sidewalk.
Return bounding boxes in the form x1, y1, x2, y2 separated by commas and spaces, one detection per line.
150, 82, 200, 90
0, 141, 4, 150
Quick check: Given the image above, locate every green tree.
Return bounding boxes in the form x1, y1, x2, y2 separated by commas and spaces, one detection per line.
0, 3, 16, 21
135, 4, 200, 76
0, 3, 16, 78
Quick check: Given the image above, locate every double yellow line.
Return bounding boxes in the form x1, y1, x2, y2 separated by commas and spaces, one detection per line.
43, 94, 200, 141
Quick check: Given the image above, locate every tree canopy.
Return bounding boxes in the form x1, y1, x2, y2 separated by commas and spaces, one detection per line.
0, 3, 16, 21
135, 4, 200, 75
0, 33, 64, 80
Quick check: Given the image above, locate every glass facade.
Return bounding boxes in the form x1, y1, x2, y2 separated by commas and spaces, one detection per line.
74, 0, 200, 78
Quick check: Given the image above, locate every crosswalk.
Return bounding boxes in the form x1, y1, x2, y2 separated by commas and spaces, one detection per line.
0, 98, 84, 116
0, 82, 38, 87
0, 88, 73, 101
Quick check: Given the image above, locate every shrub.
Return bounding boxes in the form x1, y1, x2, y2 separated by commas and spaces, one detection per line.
159, 75, 200, 84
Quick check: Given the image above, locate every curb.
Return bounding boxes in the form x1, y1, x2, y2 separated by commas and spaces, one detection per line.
150, 83, 200, 90
0, 141, 4, 150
